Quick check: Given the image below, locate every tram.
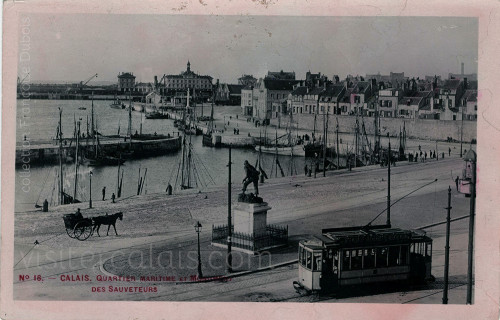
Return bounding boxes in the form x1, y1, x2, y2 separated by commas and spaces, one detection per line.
294, 224, 433, 293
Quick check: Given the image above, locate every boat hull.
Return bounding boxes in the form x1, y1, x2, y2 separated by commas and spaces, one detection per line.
255, 145, 305, 157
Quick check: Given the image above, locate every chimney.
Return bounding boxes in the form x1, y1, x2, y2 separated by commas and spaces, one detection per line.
461, 62, 464, 75
464, 77, 468, 90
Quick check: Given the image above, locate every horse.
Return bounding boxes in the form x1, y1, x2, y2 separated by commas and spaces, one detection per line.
92, 212, 123, 236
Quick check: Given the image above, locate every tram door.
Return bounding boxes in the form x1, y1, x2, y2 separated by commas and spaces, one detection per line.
321, 249, 339, 292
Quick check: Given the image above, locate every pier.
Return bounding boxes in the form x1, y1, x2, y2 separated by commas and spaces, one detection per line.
16, 135, 182, 165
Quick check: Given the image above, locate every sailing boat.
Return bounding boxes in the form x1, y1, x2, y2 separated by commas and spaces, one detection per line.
55, 108, 81, 204
255, 112, 305, 157
84, 94, 125, 166
110, 92, 125, 109
202, 80, 218, 146
303, 113, 323, 157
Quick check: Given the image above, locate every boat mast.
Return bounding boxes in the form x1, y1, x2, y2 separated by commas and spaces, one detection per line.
128, 91, 132, 149
355, 112, 359, 168
58, 108, 64, 205
73, 120, 80, 202
336, 117, 340, 170
323, 111, 327, 177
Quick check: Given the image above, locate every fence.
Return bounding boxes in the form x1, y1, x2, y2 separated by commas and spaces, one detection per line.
212, 224, 288, 252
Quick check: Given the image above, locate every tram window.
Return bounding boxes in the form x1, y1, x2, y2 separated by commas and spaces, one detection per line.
364, 248, 375, 269
376, 247, 388, 267
351, 249, 362, 270
306, 251, 312, 269
313, 253, 322, 271
388, 246, 400, 266
400, 245, 409, 265
426, 242, 432, 258
299, 247, 304, 266
343, 250, 351, 270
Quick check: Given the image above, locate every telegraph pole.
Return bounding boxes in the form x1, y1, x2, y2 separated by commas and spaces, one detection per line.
227, 146, 233, 273
466, 151, 476, 304
443, 186, 452, 304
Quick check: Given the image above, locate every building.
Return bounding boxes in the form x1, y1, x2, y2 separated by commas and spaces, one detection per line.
253, 78, 298, 121
241, 85, 254, 116
435, 78, 466, 121
134, 82, 153, 94
238, 75, 257, 87
265, 70, 296, 80
366, 72, 408, 87
397, 91, 432, 119
377, 88, 402, 118
163, 61, 213, 100
117, 72, 136, 92
216, 84, 244, 105
461, 89, 478, 120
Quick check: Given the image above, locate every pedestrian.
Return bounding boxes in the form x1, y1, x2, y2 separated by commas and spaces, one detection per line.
455, 176, 459, 191
448, 147, 451, 157
111, 193, 116, 203
102, 187, 106, 201
418, 145, 421, 152
304, 164, 308, 176
166, 183, 173, 195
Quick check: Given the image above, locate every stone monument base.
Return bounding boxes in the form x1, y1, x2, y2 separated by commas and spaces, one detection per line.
211, 197, 288, 254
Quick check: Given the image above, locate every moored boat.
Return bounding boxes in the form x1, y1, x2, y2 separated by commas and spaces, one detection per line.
255, 144, 306, 157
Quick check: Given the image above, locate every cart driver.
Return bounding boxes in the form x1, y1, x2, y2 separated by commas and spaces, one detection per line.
75, 208, 83, 220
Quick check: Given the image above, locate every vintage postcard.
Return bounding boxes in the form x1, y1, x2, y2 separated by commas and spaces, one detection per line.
1, 0, 500, 319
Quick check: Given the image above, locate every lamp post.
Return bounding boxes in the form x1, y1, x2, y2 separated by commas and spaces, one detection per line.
194, 221, 203, 279
89, 171, 93, 208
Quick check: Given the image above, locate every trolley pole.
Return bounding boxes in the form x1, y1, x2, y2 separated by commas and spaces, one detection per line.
443, 186, 452, 304
227, 146, 233, 273
386, 142, 391, 226
466, 152, 476, 304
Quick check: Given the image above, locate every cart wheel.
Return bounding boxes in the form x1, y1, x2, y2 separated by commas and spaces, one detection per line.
66, 227, 76, 238
74, 221, 92, 241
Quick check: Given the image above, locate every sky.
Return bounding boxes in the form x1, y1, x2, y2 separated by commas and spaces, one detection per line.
19, 14, 478, 84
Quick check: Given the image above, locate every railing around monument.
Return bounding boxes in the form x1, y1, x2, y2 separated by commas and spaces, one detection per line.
211, 224, 288, 251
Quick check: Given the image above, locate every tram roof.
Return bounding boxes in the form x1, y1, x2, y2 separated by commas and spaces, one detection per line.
319, 227, 430, 247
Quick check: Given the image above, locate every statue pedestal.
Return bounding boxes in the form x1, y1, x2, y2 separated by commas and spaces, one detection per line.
211, 198, 288, 255
233, 202, 271, 237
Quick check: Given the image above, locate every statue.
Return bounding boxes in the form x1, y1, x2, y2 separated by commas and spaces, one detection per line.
242, 160, 259, 195
240, 160, 262, 203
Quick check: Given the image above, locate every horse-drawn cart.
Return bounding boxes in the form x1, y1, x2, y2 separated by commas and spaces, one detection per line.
63, 214, 94, 241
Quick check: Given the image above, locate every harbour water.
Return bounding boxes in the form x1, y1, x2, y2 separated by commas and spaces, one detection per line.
15, 99, 306, 212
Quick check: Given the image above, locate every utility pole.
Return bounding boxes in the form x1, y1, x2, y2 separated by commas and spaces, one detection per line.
460, 103, 464, 157
443, 186, 452, 304
466, 151, 477, 304
386, 141, 391, 226
58, 108, 64, 205
227, 146, 233, 273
